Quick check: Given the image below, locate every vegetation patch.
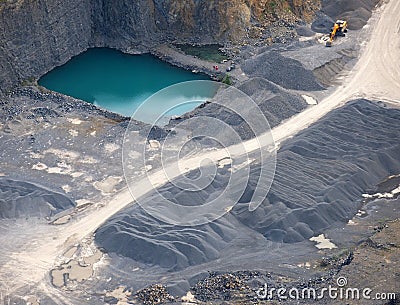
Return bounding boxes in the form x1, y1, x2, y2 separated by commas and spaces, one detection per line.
175, 44, 229, 63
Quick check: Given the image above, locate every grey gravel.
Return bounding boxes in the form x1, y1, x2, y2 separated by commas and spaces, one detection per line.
241, 51, 324, 91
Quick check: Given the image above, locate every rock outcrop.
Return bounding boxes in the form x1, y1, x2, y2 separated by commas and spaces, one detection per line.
0, 0, 320, 92
0, 0, 93, 91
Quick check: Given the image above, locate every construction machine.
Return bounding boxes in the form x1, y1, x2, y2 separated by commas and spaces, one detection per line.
326, 20, 348, 47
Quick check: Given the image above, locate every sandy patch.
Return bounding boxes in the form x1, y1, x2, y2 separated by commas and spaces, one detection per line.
298, 35, 316, 42
47, 167, 65, 174
80, 156, 98, 164
0, 173, 5, 177
105, 143, 120, 154
310, 234, 337, 249
231, 158, 255, 171
106, 286, 132, 303
76, 199, 92, 209
71, 172, 84, 178
32, 163, 48, 171
362, 185, 400, 199
44, 148, 80, 160
63, 246, 78, 259
84, 176, 93, 182
128, 151, 141, 159
52, 215, 71, 225
148, 140, 161, 150
24, 296, 40, 305
33, 160, 83, 178
76, 202, 92, 212
62, 185, 71, 193
51, 244, 102, 288
218, 157, 232, 168
182, 291, 196, 303
69, 129, 79, 137
297, 262, 312, 268
302, 95, 318, 105
51, 260, 93, 287
356, 210, 367, 217
94, 176, 123, 194
30, 152, 43, 159
67, 118, 83, 125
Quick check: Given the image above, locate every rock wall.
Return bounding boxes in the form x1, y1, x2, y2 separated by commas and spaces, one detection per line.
0, 0, 320, 92
0, 0, 93, 91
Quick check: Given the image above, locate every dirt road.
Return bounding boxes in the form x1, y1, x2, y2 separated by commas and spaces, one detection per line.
2, 0, 400, 298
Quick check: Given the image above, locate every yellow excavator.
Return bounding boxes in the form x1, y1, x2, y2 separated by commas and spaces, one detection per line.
326, 20, 348, 47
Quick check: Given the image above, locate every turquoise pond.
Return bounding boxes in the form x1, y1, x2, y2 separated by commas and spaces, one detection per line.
38, 48, 218, 123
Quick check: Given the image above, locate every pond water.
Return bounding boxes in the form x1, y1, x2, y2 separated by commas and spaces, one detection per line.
38, 48, 217, 122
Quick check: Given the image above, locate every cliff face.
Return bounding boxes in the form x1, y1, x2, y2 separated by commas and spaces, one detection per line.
90, 0, 161, 47
152, 0, 320, 41
0, 0, 320, 92
0, 0, 93, 91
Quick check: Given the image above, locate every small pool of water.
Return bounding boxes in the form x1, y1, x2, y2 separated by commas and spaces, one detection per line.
38, 48, 216, 122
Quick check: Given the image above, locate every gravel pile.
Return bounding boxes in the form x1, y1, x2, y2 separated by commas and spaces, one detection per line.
237, 78, 308, 127
0, 178, 75, 219
283, 44, 358, 87
190, 266, 354, 304
96, 99, 400, 280
241, 51, 324, 91
311, 11, 335, 33
233, 100, 400, 242
135, 284, 174, 305
295, 25, 315, 37
95, 166, 239, 271
312, 0, 381, 32
192, 272, 255, 302
166, 77, 308, 141
260, 20, 298, 45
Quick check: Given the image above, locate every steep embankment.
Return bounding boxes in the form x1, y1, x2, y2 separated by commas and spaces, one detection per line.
0, 0, 320, 92
0, 0, 93, 91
